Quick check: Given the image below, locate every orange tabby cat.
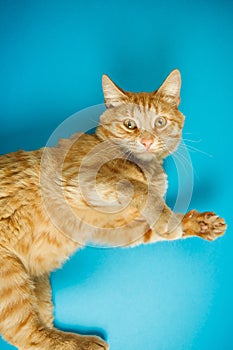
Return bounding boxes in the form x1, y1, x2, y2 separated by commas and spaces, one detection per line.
0, 70, 226, 350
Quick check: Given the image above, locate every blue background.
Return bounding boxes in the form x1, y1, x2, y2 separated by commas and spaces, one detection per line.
1, 1, 233, 349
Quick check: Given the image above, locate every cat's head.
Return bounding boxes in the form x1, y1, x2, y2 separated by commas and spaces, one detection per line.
96, 70, 185, 162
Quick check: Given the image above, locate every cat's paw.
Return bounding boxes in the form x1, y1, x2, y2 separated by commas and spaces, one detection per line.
75, 335, 109, 350
182, 210, 227, 241
67, 335, 109, 350
52, 332, 109, 350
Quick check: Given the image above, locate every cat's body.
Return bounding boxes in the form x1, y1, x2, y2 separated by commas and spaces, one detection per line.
0, 148, 77, 274
0, 70, 226, 349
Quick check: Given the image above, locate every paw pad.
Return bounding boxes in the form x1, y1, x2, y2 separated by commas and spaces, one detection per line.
183, 210, 226, 241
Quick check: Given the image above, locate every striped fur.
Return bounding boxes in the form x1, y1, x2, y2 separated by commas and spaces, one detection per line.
0, 70, 226, 349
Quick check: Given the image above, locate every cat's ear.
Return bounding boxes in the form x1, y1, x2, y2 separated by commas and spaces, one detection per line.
157, 69, 181, 106
102, 75, 127, 108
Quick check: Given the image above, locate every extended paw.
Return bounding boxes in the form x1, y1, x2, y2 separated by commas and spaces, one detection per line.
26, 328, 109, 350
83, 336, 109, 350
54, 332, 109, 350
73, 335, 109, 350
182, 210, 227, 241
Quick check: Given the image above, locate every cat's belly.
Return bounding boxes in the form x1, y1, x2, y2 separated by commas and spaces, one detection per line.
26, 233, 78, 276
25, 217, 79, 276
0, 206, 79, 276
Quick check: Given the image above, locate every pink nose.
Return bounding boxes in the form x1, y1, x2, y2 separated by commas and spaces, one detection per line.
141, 138, 153, 150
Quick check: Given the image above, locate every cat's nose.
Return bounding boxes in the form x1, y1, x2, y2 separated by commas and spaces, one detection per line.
141, 138, 153, 150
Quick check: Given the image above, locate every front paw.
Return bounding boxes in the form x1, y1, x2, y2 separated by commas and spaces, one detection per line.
182, 210, 227, 241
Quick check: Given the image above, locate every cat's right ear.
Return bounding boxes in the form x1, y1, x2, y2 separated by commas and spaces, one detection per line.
157, 69, 181, 106
102, 75, 127, 108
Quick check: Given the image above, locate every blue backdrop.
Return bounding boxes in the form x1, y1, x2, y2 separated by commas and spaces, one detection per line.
1, 1, 233, 349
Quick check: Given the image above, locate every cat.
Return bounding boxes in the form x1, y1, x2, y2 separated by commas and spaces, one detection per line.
0, 69, 226, 350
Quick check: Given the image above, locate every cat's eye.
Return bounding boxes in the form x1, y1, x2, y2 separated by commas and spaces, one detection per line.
155, 116, 167, 128
124, 119, 137, 130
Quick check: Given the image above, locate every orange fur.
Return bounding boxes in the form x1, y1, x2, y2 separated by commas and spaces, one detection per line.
0, 70, 226, 349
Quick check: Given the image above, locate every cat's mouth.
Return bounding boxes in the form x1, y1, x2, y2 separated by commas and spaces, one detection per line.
119, 142, 160, 161
137, 150, 156, 155
136, 147, 159, 155
130, 148, 158, 161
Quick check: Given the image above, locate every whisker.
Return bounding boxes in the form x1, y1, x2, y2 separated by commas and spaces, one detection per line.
172, 145, 200, 180
90, 119, 107, 129
179, 143, 213, 158
182, 138, 202, 143
174, 149, 192, 166
172, 153, 190, 176
166, 148, 191, 176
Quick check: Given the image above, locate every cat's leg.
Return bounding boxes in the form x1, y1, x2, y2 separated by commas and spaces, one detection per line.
0, 247, 108, 350
125, 183, 226, 243
99, 174, 226, 245
144, 206, 226, 244
121, 197, 226, 247
33, 274, 54, 328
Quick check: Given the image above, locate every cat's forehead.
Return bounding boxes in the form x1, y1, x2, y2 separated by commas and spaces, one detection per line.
126, 92, 171, 114
129, 103, 157, 121
126, 92, 157, 109
125, 91, 180, 123
125, 93, 162, 126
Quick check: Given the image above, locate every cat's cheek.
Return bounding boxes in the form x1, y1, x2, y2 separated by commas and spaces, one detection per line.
164, 138, 180, 154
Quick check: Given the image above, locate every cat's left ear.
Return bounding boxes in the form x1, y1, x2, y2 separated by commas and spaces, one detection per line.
157, 69, 181, 106
102, 75, 127, 108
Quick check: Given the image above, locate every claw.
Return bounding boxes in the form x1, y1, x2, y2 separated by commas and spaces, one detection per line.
207, 215, 218, 223
214, 230, 224, 234
188, 209, 198, 219
204, 212, 215, 219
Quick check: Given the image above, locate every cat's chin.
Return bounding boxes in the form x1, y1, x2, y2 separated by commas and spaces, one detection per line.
132, 150, 157, 162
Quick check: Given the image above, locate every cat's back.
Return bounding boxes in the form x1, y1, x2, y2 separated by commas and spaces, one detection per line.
0, 149, 42, 188
0, 149, 42, 219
